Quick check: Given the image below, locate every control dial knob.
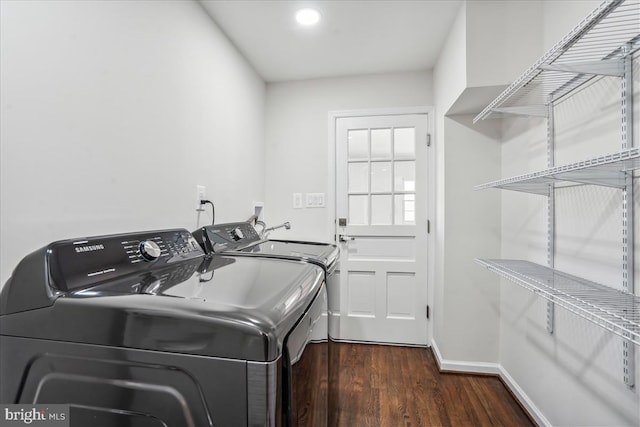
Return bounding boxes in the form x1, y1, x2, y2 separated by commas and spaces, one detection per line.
139, 240, 162, 261
230, 227, 245, 242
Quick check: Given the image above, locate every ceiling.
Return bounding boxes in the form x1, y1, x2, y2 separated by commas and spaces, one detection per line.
199, 0, 462, 83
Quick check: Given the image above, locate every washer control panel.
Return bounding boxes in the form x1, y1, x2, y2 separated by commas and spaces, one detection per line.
192, 222, 260, 254
48, 229, 204, 291
120, 232, 199, 265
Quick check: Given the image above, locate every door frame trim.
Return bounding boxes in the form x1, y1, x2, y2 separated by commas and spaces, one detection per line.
327, 107, 435, 344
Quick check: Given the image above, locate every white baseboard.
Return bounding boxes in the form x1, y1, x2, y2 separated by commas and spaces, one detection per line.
497, 366, 551, 427
430, 339, 551, 427
431, 338, 502, 374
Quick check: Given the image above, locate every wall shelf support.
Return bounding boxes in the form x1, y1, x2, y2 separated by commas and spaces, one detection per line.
547, 99, 556, 334
539, 58, 625, 77
621, 42, 635, 388
490, 105, 548, 118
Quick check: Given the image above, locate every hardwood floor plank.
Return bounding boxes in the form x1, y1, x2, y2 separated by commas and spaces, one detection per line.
331, 342, 535, 427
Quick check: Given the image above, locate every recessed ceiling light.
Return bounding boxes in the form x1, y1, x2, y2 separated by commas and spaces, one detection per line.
296, 8, 320, 26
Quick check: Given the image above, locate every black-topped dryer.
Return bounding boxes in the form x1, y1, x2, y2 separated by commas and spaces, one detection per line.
0, 228, 326, 426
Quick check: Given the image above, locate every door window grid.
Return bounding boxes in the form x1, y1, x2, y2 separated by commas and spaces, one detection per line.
347, 127, 416, 225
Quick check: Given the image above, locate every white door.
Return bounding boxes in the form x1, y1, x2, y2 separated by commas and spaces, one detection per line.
335, 114, 429, 345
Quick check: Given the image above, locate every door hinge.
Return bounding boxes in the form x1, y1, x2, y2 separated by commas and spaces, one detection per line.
426, 133, 431, 146
426, 305, 430, 319
427, 220, 430, 234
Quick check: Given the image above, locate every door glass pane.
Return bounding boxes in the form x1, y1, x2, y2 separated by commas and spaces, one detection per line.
349, 195, 368, 225
348, 162, 369, 193
348, 130, 368, 160
371, 128, 391, 159
394, 128, 415, 159
394, 161, 415, 191
371, 162, 392, 193
394, 194, 415, 225
371, 195, 392, 225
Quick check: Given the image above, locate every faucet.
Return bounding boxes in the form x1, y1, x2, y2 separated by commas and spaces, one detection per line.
247, 215, 290, 239
261, 222, 291, 239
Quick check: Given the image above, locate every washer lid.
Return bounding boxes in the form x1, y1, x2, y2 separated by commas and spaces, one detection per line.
0, 255, 324, 362
239, 240, 339, 271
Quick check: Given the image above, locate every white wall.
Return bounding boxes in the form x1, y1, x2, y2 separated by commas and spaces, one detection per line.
499, 67, 640, 427
264, 71, 433, 242
466, 0, 542, 89
432, 0, 541, 365
439, 115, 502, 363
497, 0, 640, 424
432, 2, 466, 356
0, 0, 266, 286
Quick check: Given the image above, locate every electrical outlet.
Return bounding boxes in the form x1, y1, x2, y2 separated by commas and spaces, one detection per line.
196, 185, 206, 211
306, 193, 325, 208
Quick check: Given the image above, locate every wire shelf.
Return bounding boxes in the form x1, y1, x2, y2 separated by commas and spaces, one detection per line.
474, 0, 640, 122
476, 259, 640, 346
475, 148, 640, 194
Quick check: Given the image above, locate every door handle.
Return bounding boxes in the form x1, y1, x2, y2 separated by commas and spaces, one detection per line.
338, 234, 355, 242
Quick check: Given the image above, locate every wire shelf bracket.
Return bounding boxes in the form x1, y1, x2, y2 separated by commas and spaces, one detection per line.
539, 59, 625, 77
489, 106, 548, 118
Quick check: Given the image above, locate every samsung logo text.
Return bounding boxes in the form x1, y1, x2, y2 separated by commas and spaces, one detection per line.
75, 244, 105, 253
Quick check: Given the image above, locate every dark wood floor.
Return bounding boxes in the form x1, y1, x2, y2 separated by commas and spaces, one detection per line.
330, 342, 535, 427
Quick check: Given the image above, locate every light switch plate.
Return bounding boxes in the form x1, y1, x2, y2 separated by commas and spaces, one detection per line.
293, 193, 303, 209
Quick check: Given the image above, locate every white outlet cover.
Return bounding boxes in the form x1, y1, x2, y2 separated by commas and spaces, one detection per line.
306, 192, 325, 208
196, 185, 206, 210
